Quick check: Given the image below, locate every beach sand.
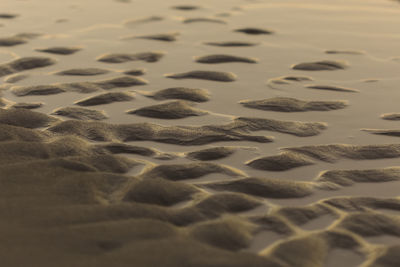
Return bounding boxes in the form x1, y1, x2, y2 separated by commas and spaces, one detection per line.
1, 0, 400, 266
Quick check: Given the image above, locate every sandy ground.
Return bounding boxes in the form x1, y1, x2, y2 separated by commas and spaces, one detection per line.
1, 0, 400, 266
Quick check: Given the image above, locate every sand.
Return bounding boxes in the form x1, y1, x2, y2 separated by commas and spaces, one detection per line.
1, 0, 400, 266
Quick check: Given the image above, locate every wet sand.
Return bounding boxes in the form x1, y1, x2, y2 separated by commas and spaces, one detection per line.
1, 0, 400, 266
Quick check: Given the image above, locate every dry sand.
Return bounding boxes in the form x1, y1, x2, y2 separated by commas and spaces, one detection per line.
1, 0, 400, 266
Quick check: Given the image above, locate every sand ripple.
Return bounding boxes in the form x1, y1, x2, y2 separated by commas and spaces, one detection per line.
1, 1, 399, 266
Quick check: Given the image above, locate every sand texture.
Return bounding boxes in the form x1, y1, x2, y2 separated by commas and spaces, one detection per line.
1, 0, 400, 266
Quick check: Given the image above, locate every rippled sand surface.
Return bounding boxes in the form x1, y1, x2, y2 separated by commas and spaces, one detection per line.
1, 0, 400, 266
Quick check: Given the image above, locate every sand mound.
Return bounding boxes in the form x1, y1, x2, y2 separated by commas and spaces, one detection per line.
231, 117, 327, 137
11, 102, 43, 109
264, 231, 362, 267
123, 68, 146, 76
195, 193, 262, 215
250, 215, 293, 235
268, 75, 313, 85
166, 70, 237, 82
56, 68, 109, 76
306, 84, 359, 92
97, 143, 174, 159
292, 60, 348, 71
0, 36, 27, 46
47, 120, 273, 144
195, 54, 258, 64
204, 41, 259, 47
172, 5, 200, 10
381, 113, 400, 120
4, 74, 29, 83
52, 107, 108, 120
186, 146, 236, 161
234, 27, 274, 35
323, 196, 400, 212
284, 143, 400, 162
143, 87, 210, 102
337, 212, 400, 237
127, 32, 179, 42
240, 97, 347, 112
97, 52, 164, 63
46, 116, 321, 145
204, 177, 314, 198
123, 178, 199, 206
36, 46, 81, 55
0, 108, 57, 128
362, 128, 400, 137
183, 18, 226, 24
317, 168, 400, 186
12, 85, 66, 96
127, 100, 207, 119
325, 50, 364, 55
189, 217, 255, 251
140, 162, 245, 181
0, 13, 18, 19
247, 152, 315, 171
276, 204, 335, 226
0, 57, 55, 77
12, 76, 146, 96
75, 92, 135, 106
0, 123, 47, 142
